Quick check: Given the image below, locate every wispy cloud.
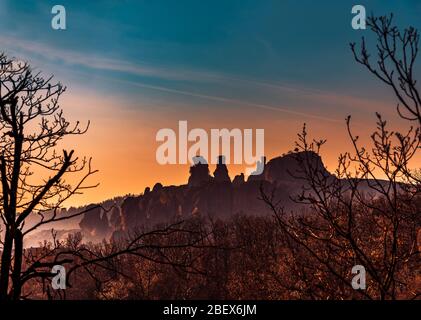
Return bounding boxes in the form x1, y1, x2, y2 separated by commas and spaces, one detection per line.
0, 35, 225, 82
0, 35, 338, 93
105, 77, 344, 123
0, 35, 383, 124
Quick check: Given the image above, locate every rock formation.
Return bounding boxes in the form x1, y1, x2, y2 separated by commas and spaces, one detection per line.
79, 204, 111, 240
213, 155, 230, 182
80, 151, 333, 238
188, 156, 212, 187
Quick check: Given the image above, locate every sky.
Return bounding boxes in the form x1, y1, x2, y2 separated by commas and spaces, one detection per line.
0, 0, 420, 206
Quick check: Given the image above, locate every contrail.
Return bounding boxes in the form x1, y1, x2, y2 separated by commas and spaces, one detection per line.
113, 78, 343, 123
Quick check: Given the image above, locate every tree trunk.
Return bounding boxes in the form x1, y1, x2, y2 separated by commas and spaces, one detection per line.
0, 228, 13, 299
11, 229, 23, 300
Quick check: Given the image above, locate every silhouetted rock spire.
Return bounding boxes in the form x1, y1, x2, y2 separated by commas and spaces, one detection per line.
213, 155, 231, 182
188, 156, 211, 187
79, 204, 110, 238
153, 183, 163, 192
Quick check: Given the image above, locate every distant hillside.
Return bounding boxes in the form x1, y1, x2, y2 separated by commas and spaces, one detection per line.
25, 151, 391, 246
76, 151, 332, 241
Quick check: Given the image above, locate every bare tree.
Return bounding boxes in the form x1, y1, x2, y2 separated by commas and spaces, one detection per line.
351, 14, 421, 127
20, 219, 213, 300
261, 15, 421, 300
0, 54, 217, 300
0, 53, 98, 299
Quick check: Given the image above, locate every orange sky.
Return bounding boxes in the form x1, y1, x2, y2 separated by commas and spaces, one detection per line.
54, 86, 413, 208
3, 0, 420, 209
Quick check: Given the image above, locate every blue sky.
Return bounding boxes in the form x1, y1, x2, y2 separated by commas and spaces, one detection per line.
0, 0, 420, 204
2, 0, 421, 108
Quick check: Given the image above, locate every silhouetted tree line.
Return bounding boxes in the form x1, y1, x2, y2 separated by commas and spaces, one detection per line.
22, 213, 419, 300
